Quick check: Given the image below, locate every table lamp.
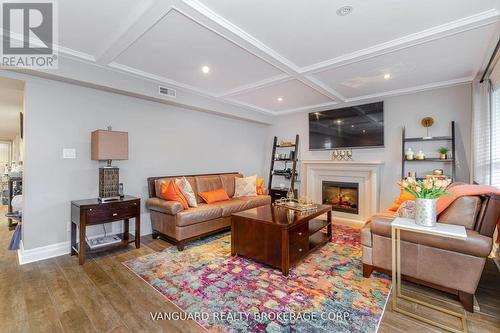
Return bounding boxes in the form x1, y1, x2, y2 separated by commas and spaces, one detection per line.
91, 127, 128, 202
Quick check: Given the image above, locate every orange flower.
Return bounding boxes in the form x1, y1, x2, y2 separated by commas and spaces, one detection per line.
422, 179, 433, 190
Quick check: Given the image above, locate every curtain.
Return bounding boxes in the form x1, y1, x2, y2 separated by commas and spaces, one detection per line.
491, 87, 500, 187
491, 54, 500, 90
472, 55, 500, 245
471, 79, 492, 185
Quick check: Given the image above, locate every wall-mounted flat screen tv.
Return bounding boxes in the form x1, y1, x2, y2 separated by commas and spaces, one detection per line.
309, 101, 384, 150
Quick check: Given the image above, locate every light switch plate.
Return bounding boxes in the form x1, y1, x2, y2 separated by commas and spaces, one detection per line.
63, 148, 76, 159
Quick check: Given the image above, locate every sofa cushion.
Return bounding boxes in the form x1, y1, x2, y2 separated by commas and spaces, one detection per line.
439, 196, 481, 230
154, 177, 175, 199
220, 173, 242, 197
238, 195, 271, 209
370, 217, 492, 257
176, 177, 198, 208
214, 199, 247, 217
160, 180, 189, 209
176, 204, 222, 227
146, 198, 184, 215
234, 175, 257, 197
198, 188, 230, 204
195, 175, 223, 203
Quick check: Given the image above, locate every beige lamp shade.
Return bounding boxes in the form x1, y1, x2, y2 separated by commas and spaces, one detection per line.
91, 129, 128, 160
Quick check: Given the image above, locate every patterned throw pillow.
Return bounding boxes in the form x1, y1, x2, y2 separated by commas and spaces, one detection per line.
396, 200, 416, 219
234, 175, 257, 197
175, 177, 198, 208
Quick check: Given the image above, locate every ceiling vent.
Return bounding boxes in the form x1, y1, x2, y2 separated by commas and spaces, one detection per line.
336, 6, 353, 16
158, 85, 176, 98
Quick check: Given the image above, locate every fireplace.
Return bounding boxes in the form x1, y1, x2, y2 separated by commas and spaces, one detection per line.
322, 181, 359, 214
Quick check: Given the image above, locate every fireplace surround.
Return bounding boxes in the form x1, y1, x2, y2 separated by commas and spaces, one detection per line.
301, 160, 383, 225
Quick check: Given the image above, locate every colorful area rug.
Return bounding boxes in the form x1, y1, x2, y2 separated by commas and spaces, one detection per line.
123, 225, 390, 332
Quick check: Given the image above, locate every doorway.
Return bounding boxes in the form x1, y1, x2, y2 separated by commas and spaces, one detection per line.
0, 76, 25, 253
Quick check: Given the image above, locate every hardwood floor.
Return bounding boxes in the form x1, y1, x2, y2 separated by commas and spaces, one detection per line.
0, 207, 499, 333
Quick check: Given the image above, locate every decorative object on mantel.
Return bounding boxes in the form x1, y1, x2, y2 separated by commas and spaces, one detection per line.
438, 146, 449, 160
421, 116, 434, 139
399, 176, 451, 227
91, 126, 129, 202
330, 149, 353, 161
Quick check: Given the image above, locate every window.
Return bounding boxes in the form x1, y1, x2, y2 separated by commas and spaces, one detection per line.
492, 87, 500, 187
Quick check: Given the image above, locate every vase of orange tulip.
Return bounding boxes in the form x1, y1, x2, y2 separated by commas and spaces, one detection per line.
399, 176, 451, 227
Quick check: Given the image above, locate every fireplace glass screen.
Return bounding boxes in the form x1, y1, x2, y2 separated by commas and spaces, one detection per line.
322, 181, 359, 214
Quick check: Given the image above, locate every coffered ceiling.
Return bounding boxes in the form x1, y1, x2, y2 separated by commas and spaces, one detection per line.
5, 0, 500, 117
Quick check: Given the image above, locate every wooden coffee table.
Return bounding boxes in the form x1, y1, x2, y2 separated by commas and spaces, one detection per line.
231, 204, 332, 276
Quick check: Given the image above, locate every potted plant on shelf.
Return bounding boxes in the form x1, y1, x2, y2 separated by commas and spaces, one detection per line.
438, 147, 449, 160
399, 176, 451, 227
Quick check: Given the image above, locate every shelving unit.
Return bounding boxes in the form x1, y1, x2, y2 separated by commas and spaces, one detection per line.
401, 121, 456, 180
268, 135, 299, 202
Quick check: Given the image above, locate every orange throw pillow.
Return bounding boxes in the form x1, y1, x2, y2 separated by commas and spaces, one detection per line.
160, 180, 189, 209
256, 178, 265, 195
388, 189, 415, 211
198, 188, 230, 204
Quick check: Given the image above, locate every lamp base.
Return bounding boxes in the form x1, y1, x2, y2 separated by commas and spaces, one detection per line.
99, 166, 120, 201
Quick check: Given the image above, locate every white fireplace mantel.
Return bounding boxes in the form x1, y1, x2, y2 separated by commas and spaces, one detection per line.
300, 160, 384, 225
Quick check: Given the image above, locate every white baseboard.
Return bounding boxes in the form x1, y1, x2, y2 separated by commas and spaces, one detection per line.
17, 240, 70, 265
17, 215, 154, 265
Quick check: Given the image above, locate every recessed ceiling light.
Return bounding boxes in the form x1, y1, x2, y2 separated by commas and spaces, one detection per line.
384, 73, 391, 79
201, 65, 210, 74
336, 6, 353, 16
351, 125, 355, 128
336, 119, 342, 124
277, 97, 283, 102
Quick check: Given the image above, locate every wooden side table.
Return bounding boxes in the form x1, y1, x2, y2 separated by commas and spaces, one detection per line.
391, 217, 468, 333
71, 196, 141, 265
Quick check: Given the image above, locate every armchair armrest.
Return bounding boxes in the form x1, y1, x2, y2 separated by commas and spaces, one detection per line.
146, 198, 184, 215
371, 216, 492, 257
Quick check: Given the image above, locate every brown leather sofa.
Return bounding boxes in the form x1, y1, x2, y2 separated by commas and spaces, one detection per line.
146, 172, 271, 250
362, 184, 500, 312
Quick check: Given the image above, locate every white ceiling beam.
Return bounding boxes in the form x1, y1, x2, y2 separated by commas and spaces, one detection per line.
94, 0, 175, 65
180, 0, 342, 101
300, 9, 500, 75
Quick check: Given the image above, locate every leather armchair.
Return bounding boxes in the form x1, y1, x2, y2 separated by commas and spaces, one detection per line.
362, 192, 500, 312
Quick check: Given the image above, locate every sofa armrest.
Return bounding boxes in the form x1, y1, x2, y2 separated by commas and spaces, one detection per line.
146, 198, 184, 215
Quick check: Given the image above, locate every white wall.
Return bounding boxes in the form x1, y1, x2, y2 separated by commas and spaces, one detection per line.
3, 68, 473, 252
20, 75, 270, 250
270, 84, 473, 209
